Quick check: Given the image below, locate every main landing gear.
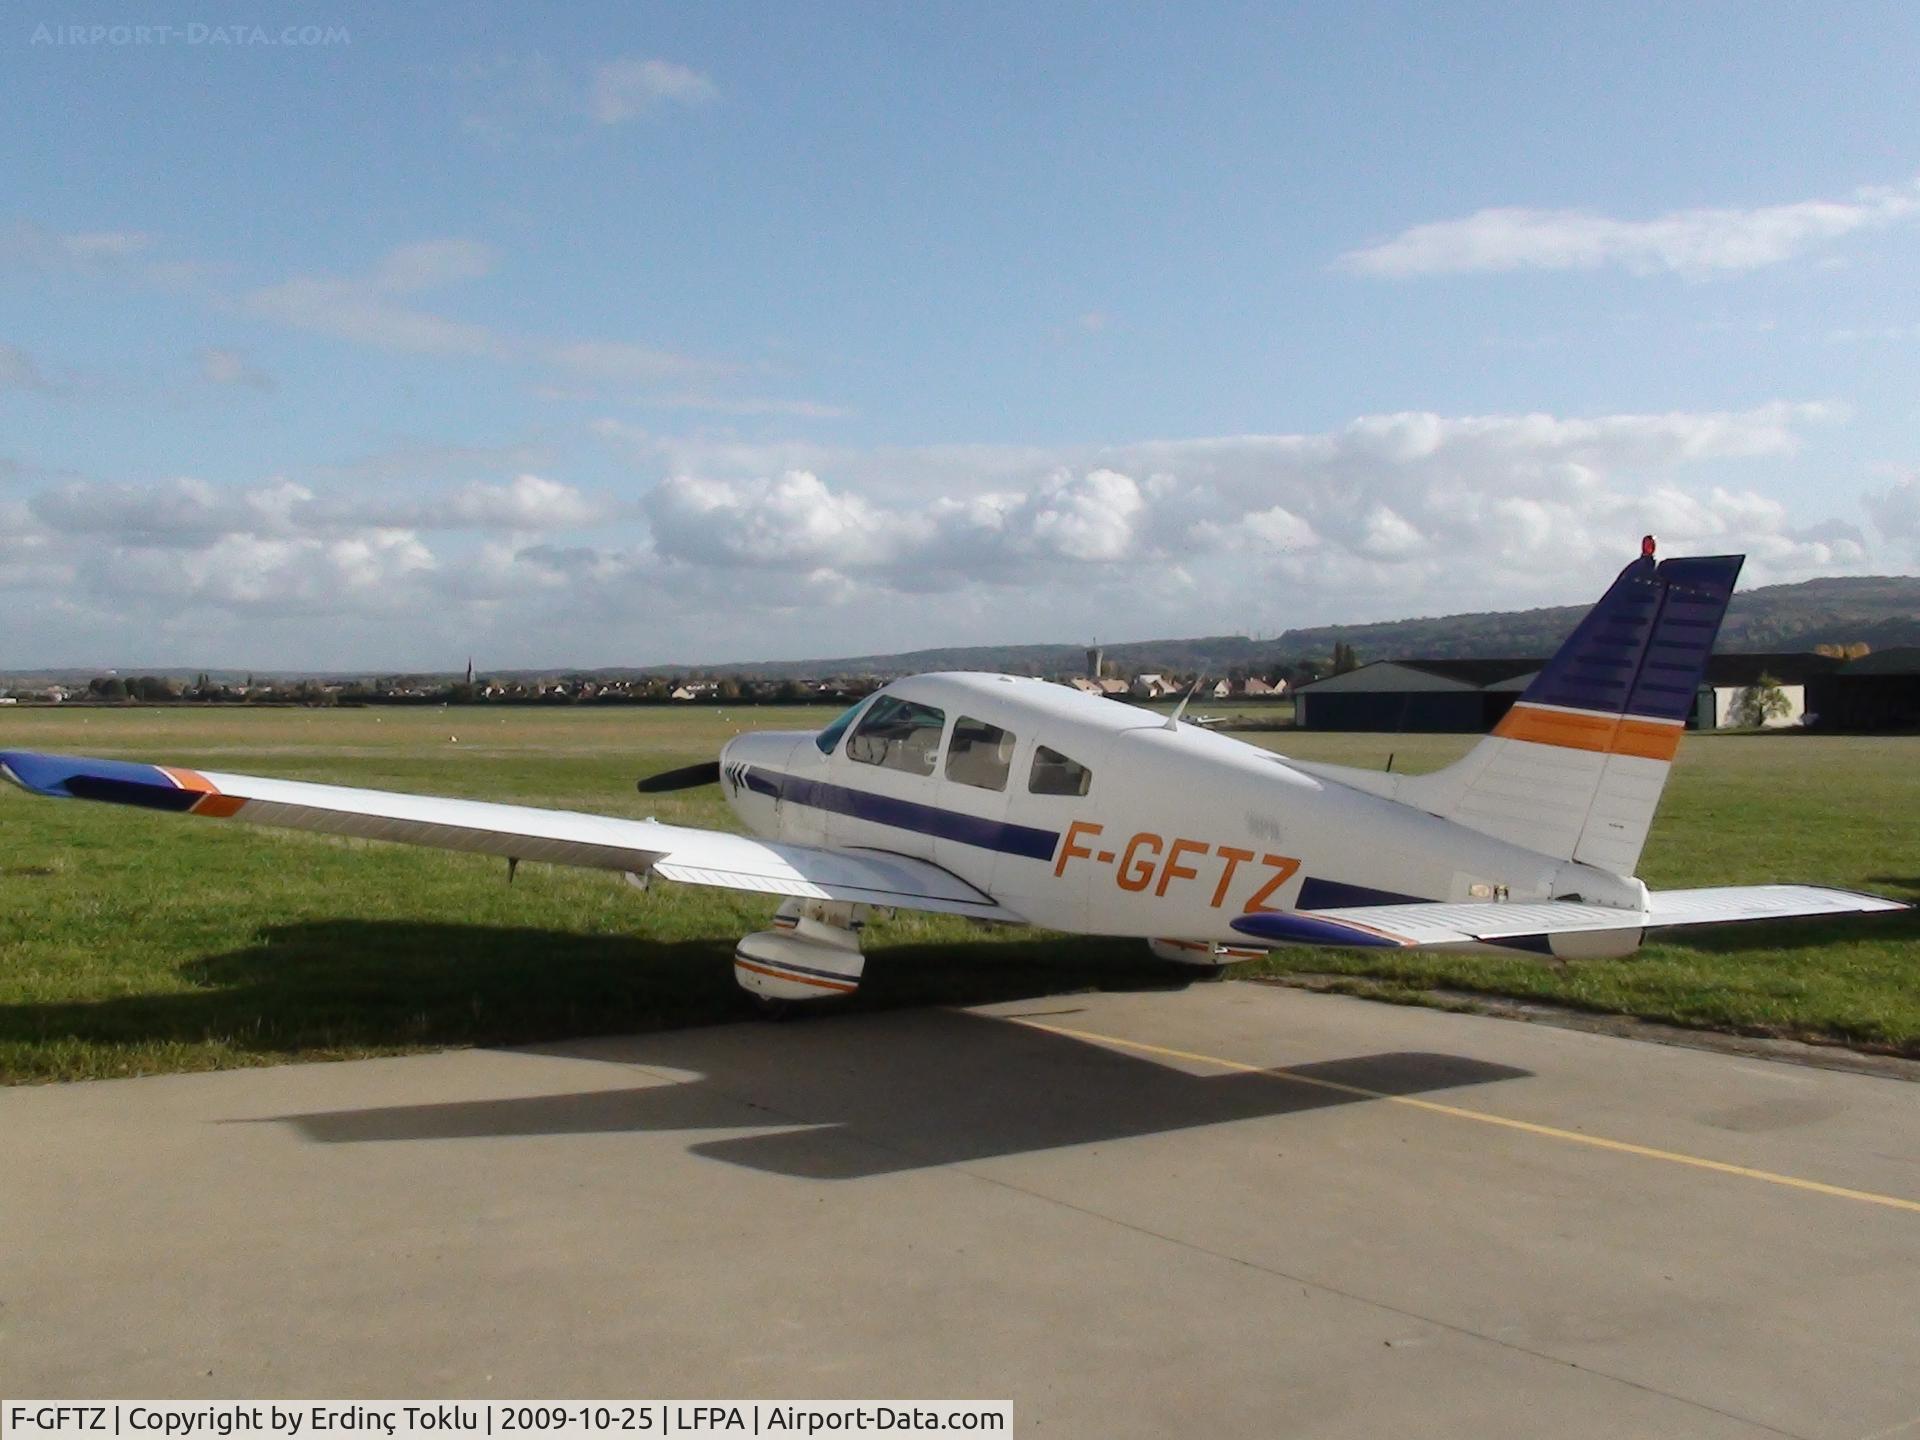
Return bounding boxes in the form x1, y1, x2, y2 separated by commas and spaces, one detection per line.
734, 898, 867, 1008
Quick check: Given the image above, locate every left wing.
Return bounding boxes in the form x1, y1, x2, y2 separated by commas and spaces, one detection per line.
0, 750, 1023, 921
1231, 885, 1907, 949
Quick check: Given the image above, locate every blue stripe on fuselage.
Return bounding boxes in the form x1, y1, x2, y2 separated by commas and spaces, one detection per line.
1296, 876, 1424, 909
744, 767, 1061, 861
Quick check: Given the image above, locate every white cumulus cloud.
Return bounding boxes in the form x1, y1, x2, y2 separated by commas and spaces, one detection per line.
590, 58, 718, 123
599, 402, 1875, 637
4, 403, 1906, 667
1341, 177, 1920, 278
1865, 474, 1920, 551
546, 339, 733, 385
0, 220, 155, 274
245, 239, 504, 357
26, 473, 609, 546
197, 347, 273, 391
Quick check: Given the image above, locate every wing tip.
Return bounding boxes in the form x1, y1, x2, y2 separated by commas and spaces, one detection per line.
0, 750, 216, 811
1, 749, 62, 796
1824, 886, 1911, 913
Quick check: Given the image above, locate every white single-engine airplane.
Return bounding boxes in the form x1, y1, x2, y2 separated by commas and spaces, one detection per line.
2, 541, 1905, 1003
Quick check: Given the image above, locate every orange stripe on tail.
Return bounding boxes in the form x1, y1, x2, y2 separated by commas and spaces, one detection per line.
1613, 717, 1684, 760
1494, 704, 1682, 761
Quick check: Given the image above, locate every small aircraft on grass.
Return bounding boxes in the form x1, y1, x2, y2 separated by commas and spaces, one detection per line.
2, 540, 1904, 1005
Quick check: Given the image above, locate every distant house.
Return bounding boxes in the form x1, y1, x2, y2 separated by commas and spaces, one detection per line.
1241, 676, 1285, 697
1207, 679, 1233, 699
1132, 673, 1173, 699
1692, 653, 1842, 730
670, 685, 701, 701
1066, 676, 1134, 701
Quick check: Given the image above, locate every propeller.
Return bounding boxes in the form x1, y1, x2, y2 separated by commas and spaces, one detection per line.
635, 760, 723, 794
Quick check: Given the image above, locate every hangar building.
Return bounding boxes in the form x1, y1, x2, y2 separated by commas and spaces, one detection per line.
1295, 652, 1853, 734
1292, 659, 1544, 733
1807, 648, 1920, 731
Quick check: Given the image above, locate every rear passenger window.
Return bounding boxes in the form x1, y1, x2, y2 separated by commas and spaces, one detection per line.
946, 716, 1015, 791
1029, 745, 1092, 796
847, 696, 946, 776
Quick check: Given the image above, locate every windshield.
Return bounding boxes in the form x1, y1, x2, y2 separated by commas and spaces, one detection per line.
847, 696, 947, 776
814, 698, 869, 755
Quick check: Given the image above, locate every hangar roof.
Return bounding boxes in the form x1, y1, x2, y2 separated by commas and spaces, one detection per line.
1837, 646, 1920, 676
1296, 658, 1545, 694
1302, 653, 1852, 694
1702, 653, 1844, 686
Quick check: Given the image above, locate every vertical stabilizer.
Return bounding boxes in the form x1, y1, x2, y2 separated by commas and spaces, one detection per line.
1390, 545, 1743, 875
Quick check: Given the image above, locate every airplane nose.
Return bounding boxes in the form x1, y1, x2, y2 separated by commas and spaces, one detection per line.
717, 729, 804, 785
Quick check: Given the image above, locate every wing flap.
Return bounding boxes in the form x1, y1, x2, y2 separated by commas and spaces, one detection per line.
1, 750, 1020, 921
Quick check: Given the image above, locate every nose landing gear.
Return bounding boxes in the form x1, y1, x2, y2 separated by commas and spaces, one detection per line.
734, 899, 867, 1006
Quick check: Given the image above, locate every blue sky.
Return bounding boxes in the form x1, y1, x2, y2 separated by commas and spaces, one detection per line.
3, 2, 1919, 668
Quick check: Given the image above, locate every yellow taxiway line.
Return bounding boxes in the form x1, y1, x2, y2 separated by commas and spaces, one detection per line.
1011, 1018, 1920, 1215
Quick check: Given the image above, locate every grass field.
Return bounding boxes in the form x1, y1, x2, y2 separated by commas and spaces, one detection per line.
1, 704, 1915, 1082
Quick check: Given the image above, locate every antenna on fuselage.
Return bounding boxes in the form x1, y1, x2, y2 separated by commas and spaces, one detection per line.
1164, 678, 1203, 731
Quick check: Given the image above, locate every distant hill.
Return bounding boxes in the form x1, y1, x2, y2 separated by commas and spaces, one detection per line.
1263, 574, 1920, 666
4, 575, 1917, 687
659, 574, 1920, 679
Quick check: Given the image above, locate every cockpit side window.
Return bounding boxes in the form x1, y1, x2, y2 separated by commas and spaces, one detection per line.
814, 698, 869, 755
847, 696, 947, 776
1029, 745, 1093, 797
945, 715, 1015, 792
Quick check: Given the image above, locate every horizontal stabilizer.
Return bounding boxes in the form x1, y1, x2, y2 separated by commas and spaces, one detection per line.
0, 750, 1021, 920
1230, 885, 1905, 950
1642, 884, 1910, 928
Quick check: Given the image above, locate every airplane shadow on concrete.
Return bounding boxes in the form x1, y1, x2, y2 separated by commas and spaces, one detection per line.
253, 1007, 1531, 1179
7, 916, 1531, 1175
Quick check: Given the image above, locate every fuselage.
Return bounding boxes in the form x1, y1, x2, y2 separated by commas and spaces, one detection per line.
718, 673, 1641, 943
